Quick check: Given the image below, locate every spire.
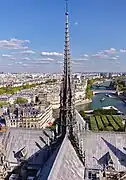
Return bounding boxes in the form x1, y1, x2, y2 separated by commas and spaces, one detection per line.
58, 0, 85, 166
64, 0, 71, 77
66, 0, 68, 15
58, 0, 73, 136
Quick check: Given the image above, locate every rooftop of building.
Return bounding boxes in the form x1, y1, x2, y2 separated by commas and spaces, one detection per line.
82, 131, 126, 172
2, 127, 53, 165
44, 135, 84, 180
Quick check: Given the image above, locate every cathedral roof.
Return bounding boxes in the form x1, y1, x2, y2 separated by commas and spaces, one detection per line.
46, 135, 84, 180
82, 131, 126, 172
2, 127, 52, 165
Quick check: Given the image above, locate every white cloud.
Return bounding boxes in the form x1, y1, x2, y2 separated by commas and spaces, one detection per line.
9, 57, 17, 60
2, 54, 12, 57
83, 54, 88, 58
72, 61, 83, 65
109, 56, 119, 60
34, 62, 51, 64
92, 52, 108, 59
101, 54, 109, 58
92, 54, 98, 57
11, 38, 30, 43
92, 48, 116, 59
20, 50, 36, 54
72, 58, 88, 61
15, 61, 23, 64
20, 63, 40, 68
103, 48, 116, 54
21, 64, 28, 67
72, 61, 88, 67
21, 57, 30, 61
92, 48, 119, 61
0, 38, 29, 50
27, 61, 51, 65
55, 61, 63, 64
7, 63, 12, 66
120, 49, 126, 53
37, 57, 55, 61
41, 51, 63, 56
0, 63, 13, 67
74, 22, 78, 25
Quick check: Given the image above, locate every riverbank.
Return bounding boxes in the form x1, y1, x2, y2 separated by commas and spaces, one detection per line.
76, 80, 126, 115
87, 92, 126, 114
52, 99, 92, 119
118, 94, 126, 103
52, 99, 92, 110
75, 99, 92, 106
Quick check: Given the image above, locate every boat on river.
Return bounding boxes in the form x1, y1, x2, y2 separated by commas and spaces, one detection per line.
105, 94, 112, 98
100, 97, 105, 102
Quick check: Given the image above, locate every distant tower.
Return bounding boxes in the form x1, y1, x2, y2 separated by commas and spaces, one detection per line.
59, 0, 75, 136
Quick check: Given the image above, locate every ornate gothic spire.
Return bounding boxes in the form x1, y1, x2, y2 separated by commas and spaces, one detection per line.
58, 0, 85, 165
59, 0, 73, 136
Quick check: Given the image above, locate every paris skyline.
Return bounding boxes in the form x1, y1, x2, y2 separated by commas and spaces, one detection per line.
0, 0, 126, 72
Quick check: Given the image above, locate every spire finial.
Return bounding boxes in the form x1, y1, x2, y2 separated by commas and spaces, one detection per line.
66, 0, 68, 15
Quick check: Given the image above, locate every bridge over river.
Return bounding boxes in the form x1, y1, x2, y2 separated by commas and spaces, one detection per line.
92, 80, 114, 89
95, 84, 111, 89
93, 89, 117, 95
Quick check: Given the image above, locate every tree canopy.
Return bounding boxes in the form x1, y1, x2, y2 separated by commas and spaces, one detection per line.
86, 80, 93, 99
94, 108, 118, 115
15, 97, 28, 104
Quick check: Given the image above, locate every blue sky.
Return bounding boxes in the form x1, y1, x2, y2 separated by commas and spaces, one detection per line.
0, 0, 126, 73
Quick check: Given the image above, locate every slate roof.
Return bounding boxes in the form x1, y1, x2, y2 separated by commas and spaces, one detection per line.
4, 112, 126, 179
36, 145, 61, 180
46, 135, 84, 180
2, 127, 51, 165
82, 131, 126, 172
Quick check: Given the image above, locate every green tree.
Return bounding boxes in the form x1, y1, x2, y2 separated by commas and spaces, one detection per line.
79, 110, 86, 118
0, 101, 8, 107
88, 79, 94, 85
45, 79, 57, 84
87, 90, 93, 99
15, 97, 28, 104
23, 84, 31, 89
0, 89, 6, 95
94, 109, 118, 115
118, 84, 123, 91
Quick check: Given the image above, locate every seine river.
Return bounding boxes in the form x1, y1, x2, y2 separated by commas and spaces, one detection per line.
53, 81, 126, 118
76, 81, 126, 114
